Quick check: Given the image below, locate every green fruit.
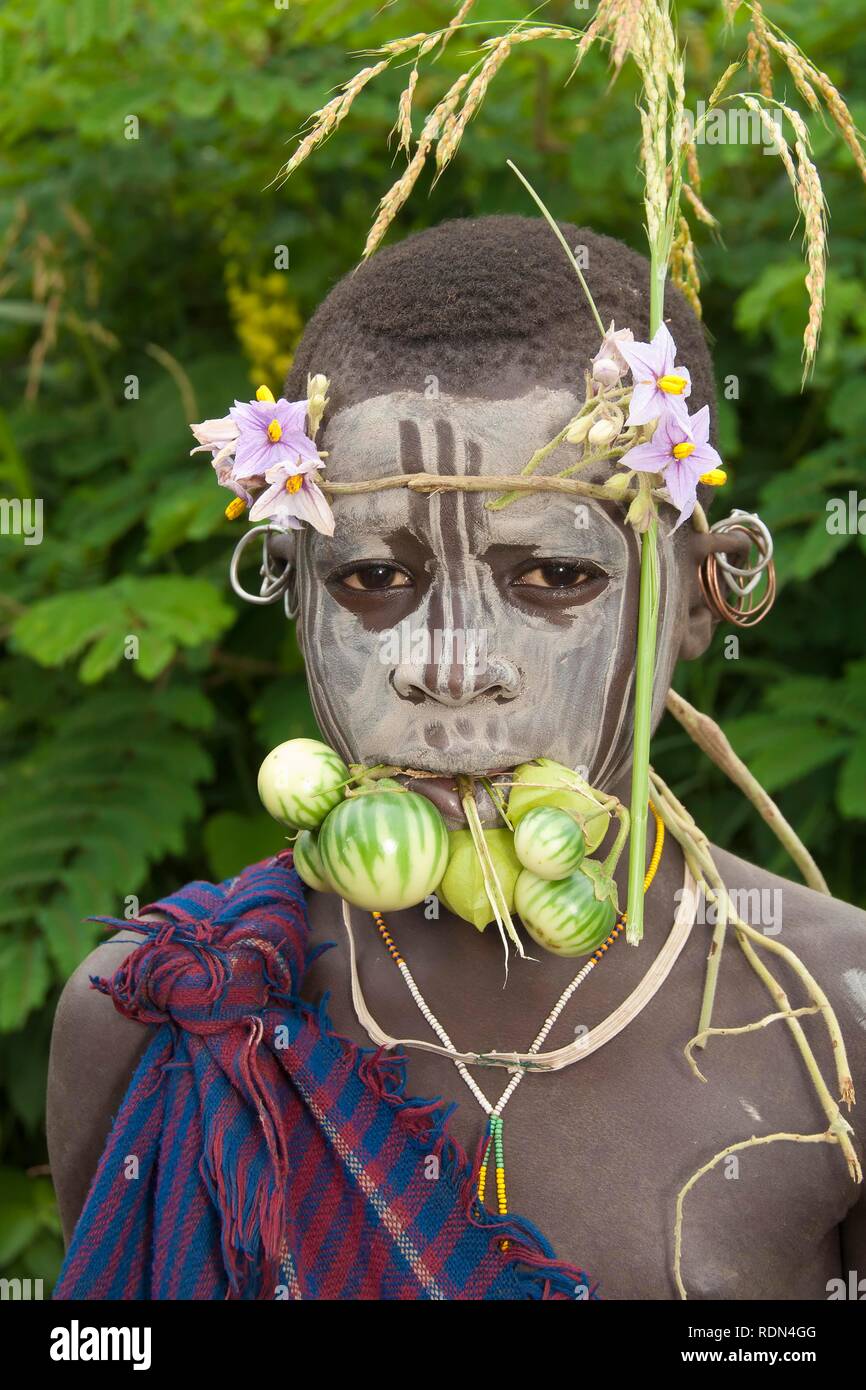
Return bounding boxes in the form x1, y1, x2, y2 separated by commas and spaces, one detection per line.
292, 830, 332, 893
514, 806, 586, 880
507, 758, 610, 852
514, 864, 616, 957
258, 738, 349, 830
436, 828, 523, 931
319, 789, 448, 912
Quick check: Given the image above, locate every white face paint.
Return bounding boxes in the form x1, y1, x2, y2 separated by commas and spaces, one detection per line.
294, 388, 690, 820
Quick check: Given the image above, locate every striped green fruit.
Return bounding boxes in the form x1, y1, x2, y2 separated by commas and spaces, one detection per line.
514, 864, 615, 957
507, 758, 609, 853
292, 830, 332, 893
319, 789, 448, 912
513, 806, 586, 880
437, 828, 523, 931
258, 738, 349, 830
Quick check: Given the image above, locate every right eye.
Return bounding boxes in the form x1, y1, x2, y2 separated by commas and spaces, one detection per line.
336, 563, 414, 592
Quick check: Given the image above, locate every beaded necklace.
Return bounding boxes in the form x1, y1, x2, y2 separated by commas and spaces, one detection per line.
368, 803, 665, 1228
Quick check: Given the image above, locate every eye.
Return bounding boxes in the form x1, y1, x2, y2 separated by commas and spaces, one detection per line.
513, 559, 607, 590
335, 562, 414, 592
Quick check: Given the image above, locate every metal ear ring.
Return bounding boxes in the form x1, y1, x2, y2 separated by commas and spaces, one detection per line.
229, 523, 296, 607
698, 509, 777, 628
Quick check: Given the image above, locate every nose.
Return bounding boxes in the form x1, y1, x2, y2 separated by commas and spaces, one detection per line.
392, 643, 521, 707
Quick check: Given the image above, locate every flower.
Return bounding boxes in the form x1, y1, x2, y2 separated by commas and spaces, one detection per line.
619, 322, 691, 426
190, 381, 334, 531
229, 395, 322, 479
622, 404, 722, 527
592, 322, 635, 387
190, 415, 239, 458
248, 458, 335, 536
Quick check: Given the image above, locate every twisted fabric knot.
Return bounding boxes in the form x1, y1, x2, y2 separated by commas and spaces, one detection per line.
90, 853, 307, 1034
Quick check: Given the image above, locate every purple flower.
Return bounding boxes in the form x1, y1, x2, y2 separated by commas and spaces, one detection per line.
248, 459, 335, 536
229, 397, 322, 479
619, 322, 691, 426
623, 405, 722, 527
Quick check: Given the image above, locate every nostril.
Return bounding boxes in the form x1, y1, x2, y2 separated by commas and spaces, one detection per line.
390, 667, 427, 703
390, 659, 521, 706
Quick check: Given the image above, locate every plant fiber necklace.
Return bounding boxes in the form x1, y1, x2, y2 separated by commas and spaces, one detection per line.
366, 803, 665, 1227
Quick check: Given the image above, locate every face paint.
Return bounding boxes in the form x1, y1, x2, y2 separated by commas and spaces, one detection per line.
294, 387, 690, 825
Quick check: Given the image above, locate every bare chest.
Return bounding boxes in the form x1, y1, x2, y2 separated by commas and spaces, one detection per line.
302, 891, 856, 1300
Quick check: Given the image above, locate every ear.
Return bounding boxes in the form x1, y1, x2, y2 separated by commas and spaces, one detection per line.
266, 530, 296, 566
264, 530, 301, 635
678, 529, 749, 661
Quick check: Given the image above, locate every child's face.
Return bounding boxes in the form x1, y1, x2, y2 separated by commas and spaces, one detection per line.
294, 386, 691, 823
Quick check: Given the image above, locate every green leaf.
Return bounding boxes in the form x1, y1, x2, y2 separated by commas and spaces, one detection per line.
0, 938, 49, 1031
785, 515, 853, 583
203, 811, 287, 881
838, 731, 866, 819
12, 578, 235, 684
723, 714, 848, 794
232, 77, 283, 124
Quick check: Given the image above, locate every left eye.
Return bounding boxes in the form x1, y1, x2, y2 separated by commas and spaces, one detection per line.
513, 561, 605, 589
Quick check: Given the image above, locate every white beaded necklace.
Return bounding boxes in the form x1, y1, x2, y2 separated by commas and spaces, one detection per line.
341, 809, 673, 1221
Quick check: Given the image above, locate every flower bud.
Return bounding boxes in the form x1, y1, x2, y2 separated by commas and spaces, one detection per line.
587, 418, 616, 448
626, 489, 654, 533
591, 321, 634, 386
603, 471, 632, 501
592, 355, 621, 388
306, 373, 330, 439
565, 413, 594, 445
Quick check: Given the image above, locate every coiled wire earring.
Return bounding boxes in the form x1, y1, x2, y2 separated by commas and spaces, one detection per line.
698, 509, 776, 628
229, 523, 299, 620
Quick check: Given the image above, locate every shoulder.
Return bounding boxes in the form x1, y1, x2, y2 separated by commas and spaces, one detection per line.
47, 926, 157, 1244
710, 845, 866, 971
710, 844, 866, 1124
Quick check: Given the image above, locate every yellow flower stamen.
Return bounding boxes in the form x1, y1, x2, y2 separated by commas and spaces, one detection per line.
267, 418, 283, 442
657, 373, 687, 395
285, 473, 303, 495
699, 468, 727, 486
224, 497, 247, 521
672, 441, 696, 460
256, 384, 275, 403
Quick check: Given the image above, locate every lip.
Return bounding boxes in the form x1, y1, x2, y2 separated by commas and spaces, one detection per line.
399, 768, 512, 827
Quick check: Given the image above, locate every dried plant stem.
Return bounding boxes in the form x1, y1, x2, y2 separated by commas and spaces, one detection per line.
761, 15, 866, 184
665, 689, 829, 893
748, 3, 774, 100
735, 920, 856, 1114
740, 95, 827, 378
318, 470, 636, 504
647, 767, 860, 1298
458, 776, 525, 966
273, 59, 392, 185
673, 1131, 843, 1300
649, 768, 856, 1110
363, 72, 470, 258
684, 1006, 821, 1084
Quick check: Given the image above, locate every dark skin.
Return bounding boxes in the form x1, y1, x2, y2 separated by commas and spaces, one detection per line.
47, 392, 866, 1299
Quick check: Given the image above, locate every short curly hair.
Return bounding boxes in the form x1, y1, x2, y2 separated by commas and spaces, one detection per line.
284, 214, 716, 435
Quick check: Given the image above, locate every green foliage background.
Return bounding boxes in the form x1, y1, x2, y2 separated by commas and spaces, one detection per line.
0, 0, 864, 1285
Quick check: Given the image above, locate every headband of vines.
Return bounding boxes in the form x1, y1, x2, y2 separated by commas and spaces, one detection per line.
190, 2, 863, 1298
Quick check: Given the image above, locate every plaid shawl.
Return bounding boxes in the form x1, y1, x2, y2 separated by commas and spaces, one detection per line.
54, 851, 599, 1300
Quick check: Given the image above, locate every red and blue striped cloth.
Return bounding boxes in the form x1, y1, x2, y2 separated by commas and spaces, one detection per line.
54, 851, 599, 1300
